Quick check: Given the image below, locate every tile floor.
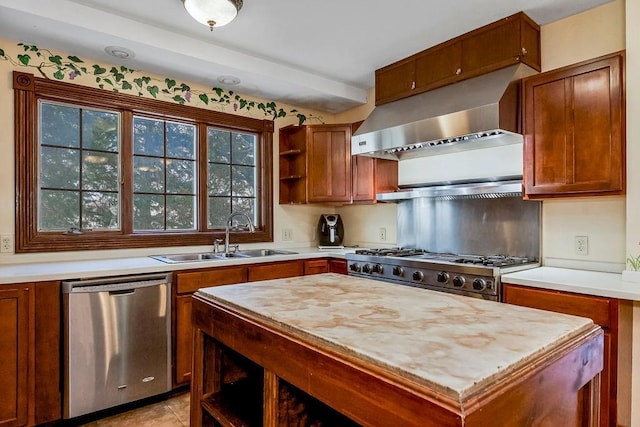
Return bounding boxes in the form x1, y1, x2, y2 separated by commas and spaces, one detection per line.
79, 392, 190, 426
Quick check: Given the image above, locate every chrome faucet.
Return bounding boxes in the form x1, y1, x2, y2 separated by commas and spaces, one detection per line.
224, 212, 255, 255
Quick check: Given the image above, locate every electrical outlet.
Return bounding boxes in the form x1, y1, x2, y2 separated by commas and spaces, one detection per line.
575, 236, 588, 256
378, 227, 387, 241
282, 229, 293, 241
1, 235, 13, 253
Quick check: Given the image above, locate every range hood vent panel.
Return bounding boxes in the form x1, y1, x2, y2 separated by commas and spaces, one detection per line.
352, 64, 537, 160
377, 179, 524, 202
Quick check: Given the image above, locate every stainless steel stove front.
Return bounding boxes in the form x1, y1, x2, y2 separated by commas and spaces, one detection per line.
345, 255, 500, 301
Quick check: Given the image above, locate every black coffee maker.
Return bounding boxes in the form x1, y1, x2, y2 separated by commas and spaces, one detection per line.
317, 214, 344, 248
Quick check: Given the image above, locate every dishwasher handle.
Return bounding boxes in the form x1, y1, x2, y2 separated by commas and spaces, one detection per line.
63, 273, 170, 294
109, 289, 136, 296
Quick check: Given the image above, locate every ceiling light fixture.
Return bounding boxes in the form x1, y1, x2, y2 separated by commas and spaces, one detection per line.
104, 46, 135, 59
217, 75, 241, 86
181, 0, 243, 31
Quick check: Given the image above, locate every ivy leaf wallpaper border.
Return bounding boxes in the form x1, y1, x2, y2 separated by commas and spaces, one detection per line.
1, 43, 322, 125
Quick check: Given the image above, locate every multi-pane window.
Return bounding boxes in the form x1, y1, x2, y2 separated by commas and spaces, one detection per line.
207, 128, 258, 228
133, 117, 197, 231
38, 101, 120, 231
15, 72, 272, 253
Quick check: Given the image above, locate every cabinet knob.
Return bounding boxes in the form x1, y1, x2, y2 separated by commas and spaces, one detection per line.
411, 81, 416, 90
455, 68, 462, 75
521, 47, 528, 56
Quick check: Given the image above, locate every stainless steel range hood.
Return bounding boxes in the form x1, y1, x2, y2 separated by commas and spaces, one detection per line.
377, 177, 524, 202
352, 64, 537, 160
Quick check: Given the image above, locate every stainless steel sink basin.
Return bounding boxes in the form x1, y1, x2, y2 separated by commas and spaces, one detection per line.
150, 249, 298, 263
150, 253, 222, 263
237, 249, 298, 257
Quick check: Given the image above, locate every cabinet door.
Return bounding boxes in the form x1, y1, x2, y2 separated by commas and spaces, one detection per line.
523, 52, 624, 197
415, 41, 461, 93
352, 156, 398, 203
248, 260, 303, 282
307, 126, 352, 203
328, 259, 348, 275
352, 156, 376, 202
175, 295, 193, 386
0, 287, 30, 427
34, 282, 61, 425
375, 58, 416, 105
461, 17, 522, 76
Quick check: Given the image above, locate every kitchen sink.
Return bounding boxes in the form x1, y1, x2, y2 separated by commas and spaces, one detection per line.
236, 249, 298, 257
150, 249, 298, 263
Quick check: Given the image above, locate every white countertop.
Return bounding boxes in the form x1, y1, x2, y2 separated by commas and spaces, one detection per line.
197, 273, 597, 401
502, 266, 640, 301
0, 247, 352, 284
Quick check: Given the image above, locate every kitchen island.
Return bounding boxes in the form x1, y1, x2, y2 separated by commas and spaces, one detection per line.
191, 273, 603, 426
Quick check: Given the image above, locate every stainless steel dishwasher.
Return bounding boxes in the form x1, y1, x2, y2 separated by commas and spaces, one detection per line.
62, 272, 172, 419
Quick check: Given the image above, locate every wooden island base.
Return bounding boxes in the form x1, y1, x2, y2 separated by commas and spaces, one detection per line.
190, 277, 603, 427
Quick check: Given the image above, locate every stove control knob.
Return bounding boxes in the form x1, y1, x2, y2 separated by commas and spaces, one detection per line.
349, 263, 361, 273
452, 276, 465, 288
392, 266, 404, 277
472, 278, 487, 291
362, 264, 373, 274
437, 272, 450, 283
412, 271, 424, 281
372, 264, 384, 274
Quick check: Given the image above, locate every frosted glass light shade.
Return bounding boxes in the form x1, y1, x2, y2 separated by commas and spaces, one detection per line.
182, 0, 243, 29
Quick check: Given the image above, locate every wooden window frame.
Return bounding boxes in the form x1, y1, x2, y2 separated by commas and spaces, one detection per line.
13, 71, 274, 253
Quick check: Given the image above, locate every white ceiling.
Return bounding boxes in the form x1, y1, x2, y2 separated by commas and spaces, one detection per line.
0, 0, 612, 113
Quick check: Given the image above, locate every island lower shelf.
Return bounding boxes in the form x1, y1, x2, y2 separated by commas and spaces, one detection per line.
190, 274, 604, 427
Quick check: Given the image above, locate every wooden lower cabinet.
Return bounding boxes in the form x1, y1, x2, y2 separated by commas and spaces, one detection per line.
303, 259, 329, 275
0, 281, 60, 427
174, 265, 248, 387
329, 259, 348, 274
175, 295, 194, 385
503, 283, 627, 427
175, 258, 337, 386
0, 286, 30, 427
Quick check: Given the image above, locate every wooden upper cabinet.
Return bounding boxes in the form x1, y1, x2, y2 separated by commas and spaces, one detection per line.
352, 156, 398, 203
350, 121, 398, 203
279, 124, 352, 204
523, 52, 625, 198
414, 41, 461, 94
461, 12, 540, 77
375, 58, 416, 105
308, 125, 352, 203
375, 12, 540, 106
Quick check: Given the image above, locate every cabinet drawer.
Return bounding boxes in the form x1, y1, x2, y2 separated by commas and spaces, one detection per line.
176, 266, 247, 294
304, 259, 329, 275
248, 260, 303, 282
502, 284, 612, 328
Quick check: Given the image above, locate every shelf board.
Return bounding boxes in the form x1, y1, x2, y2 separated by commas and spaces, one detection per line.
201, 395, 250, 427
280, 175, 304, 181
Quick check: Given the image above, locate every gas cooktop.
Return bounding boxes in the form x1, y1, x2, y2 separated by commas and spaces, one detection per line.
353, 248, 536, 268
346, 248, 539, 301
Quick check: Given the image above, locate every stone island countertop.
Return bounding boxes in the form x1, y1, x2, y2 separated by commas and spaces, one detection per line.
196, 273, 598, 401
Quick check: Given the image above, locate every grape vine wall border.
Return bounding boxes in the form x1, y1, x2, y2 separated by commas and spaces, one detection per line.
0, 43, 322, 125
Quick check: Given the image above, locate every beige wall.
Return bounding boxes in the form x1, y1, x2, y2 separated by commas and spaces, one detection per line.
540, 0, 627, 267
0, 39, 334, 263
625, 0, 640, 423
